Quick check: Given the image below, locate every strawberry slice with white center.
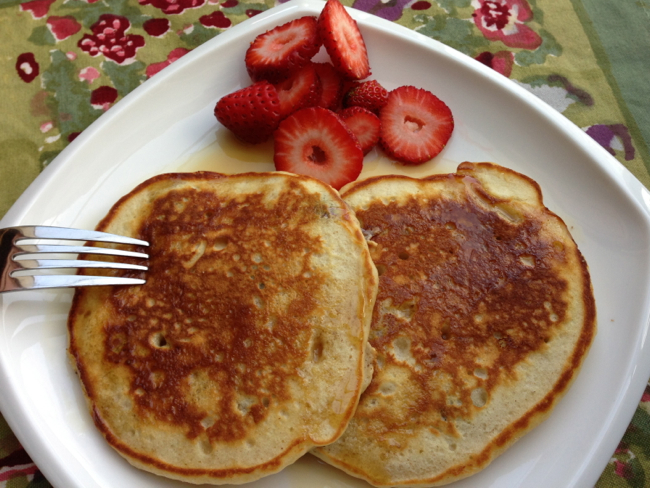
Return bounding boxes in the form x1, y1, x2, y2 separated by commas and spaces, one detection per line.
274, 107, 363, 190
245, 16, 322, 83
318, 0, 370, 80
338, 106, 380, 155
274, 64, 322, 119
379, 85, 454, 165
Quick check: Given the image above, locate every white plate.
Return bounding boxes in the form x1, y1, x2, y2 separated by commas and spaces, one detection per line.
2, 1, 650, 487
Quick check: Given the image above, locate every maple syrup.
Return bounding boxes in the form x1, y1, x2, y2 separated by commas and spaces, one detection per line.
176, 128, 458, 179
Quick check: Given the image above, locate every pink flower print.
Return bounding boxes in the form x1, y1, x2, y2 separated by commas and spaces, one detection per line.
199, 11, 232, 28
78, 15, 145, 64
79, 66, 101, 83
614, 441, 629, 455
472, 0, 542, 50
47, 16, 82, 42
146, 47, 190, 78
642, 385, 650, 403
16, 53, 39, 83
475, 50, 514, 77
40, 121, 54, 133
143, 18, 170, 37
139, 0, 206, 15
90, 86, 119, 110
19, 0, 56, 19
613, 459, 633, 480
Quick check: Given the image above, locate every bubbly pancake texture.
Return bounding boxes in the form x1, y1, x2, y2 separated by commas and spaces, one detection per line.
313, 162, 596, 486
67, 171, 378, 485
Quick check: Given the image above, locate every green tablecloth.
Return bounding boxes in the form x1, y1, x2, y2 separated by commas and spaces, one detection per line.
1, 0, 649, 486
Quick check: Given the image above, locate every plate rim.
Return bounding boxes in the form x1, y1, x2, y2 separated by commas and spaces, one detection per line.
1, 1, 650, 487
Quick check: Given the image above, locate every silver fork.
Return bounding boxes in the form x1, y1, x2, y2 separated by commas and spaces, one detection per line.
1, 226, 149, 293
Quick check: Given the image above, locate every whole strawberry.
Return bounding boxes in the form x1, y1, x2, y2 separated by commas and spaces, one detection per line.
345, 80, 388, 114
214, 81, 282, 144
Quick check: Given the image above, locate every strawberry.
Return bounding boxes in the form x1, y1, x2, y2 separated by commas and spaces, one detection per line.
318, 0, 370, 80
344, 79, 388, 114
274, 107, 363, 190
245, 16, 322, 83
379, 85, 454, 165
313, 62, 345, 111
214, 81, 282, 144
338, 106, 380, 155
274, 64, 321, 119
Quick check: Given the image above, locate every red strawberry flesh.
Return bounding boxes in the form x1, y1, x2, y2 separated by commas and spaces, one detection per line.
245, 16, 322, 83
318, 0, 370, 80
274, 107, 363, 189
313, 62, 345, 110
338, 106, 380, 155
379, 85, 454, 165
274, 64, 322, 118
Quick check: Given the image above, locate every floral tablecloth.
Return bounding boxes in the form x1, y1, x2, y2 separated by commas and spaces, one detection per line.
1, 0, 649, 486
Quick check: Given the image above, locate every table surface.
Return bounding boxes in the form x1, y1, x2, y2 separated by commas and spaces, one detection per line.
1, 0, 649, 487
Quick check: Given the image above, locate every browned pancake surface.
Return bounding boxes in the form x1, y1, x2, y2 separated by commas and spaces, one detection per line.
68, 171, 378, 484
313, 162, 596, 486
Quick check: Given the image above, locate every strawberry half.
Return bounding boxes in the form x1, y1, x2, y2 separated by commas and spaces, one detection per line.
379, 85, 454, 165
245, 16, 322, 83
274, 64, 321, 119
274, 107, 363, 190
214, 81, 282, 144
338, 106, 380, 155
345, 79, 388, 114
318, 0, 370, 80
313, 62, 345, 111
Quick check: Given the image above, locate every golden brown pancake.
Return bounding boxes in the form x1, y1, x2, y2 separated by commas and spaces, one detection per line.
67, 171, 378, 485
313, 162, 596, 487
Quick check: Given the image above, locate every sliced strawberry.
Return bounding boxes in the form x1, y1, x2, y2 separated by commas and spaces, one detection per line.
274, 107, 363, 190
344, 79, 388, 114
379, 85, 454, 165
313, 62, 345, 111
245, 16, 322, 83
274, 64, 321, 119
214, 81, 282, 144
318, 0, 370, 80
338, 106, 380, 155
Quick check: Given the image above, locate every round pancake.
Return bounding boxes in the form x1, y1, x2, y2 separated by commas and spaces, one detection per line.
313, 162, 596, 486
67, 171, 378, 485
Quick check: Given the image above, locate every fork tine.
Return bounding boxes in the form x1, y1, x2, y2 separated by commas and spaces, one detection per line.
14, 244, 149, 259
12, 274, 146, 290
15, 225, 149, 246
14, 259, 148, 271
2, 226, 149, 293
